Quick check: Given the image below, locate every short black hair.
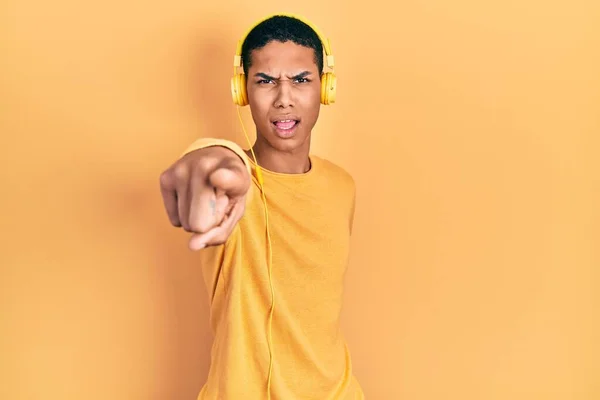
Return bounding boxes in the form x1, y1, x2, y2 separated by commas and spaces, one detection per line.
241, 15, 324, 76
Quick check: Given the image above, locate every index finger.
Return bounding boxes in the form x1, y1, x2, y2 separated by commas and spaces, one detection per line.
209, 160, 250, 198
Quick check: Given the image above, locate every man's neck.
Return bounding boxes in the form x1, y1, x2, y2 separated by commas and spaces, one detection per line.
246, 140, 311, 174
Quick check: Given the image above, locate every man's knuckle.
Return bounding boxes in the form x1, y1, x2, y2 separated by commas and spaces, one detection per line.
173, 163, 189, 180
193, 159, 216, 179
159, 170, 173, 188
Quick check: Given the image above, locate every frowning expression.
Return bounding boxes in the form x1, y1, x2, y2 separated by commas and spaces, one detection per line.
246, 40, 322, 153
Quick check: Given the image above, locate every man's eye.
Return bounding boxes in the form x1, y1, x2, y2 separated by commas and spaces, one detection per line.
295, 78, 310, 83
257, 79, 273, 84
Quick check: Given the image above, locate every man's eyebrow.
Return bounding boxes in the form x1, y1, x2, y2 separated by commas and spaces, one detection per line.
291, 71, 312, 79
253, 71, 313, 80
254, 72, 276, 80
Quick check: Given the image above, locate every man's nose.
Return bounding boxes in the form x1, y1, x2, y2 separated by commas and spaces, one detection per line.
273, 81, 294, 108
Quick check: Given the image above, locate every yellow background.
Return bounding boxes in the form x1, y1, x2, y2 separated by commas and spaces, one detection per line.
2, 0, 599, 399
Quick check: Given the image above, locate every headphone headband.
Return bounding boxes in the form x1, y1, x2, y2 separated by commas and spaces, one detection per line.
233, 13, 334, 72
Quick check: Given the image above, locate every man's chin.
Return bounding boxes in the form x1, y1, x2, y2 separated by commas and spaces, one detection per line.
264, 133, 309, 153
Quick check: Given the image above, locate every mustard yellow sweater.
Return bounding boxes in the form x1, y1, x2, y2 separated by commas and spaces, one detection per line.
183, 138, 364, 400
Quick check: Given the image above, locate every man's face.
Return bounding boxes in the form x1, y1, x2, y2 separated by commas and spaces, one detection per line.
246, 40, 321, 153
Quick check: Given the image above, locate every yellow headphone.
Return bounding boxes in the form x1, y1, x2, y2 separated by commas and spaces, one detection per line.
231, 13, 337, 107
232, 14, 337, 399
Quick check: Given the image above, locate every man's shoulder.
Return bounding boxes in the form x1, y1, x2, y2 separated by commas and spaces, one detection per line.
312, 155, 356, 191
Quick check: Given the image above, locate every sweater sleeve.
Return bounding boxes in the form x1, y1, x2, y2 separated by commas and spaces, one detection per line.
180, 137, 252, 178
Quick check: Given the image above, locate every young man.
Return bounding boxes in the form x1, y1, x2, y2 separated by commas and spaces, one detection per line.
159, 14, 364, 399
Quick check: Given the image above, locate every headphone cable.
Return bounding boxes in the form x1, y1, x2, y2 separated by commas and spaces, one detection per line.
237, 106, 275, 399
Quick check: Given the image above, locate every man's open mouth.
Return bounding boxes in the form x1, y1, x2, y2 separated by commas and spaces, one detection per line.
273, 119, 299, 130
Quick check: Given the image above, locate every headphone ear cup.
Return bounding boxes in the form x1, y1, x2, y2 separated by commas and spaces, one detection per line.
320, 72, 337, 105
231, 74, 248, 106
230, 75, 240, 105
